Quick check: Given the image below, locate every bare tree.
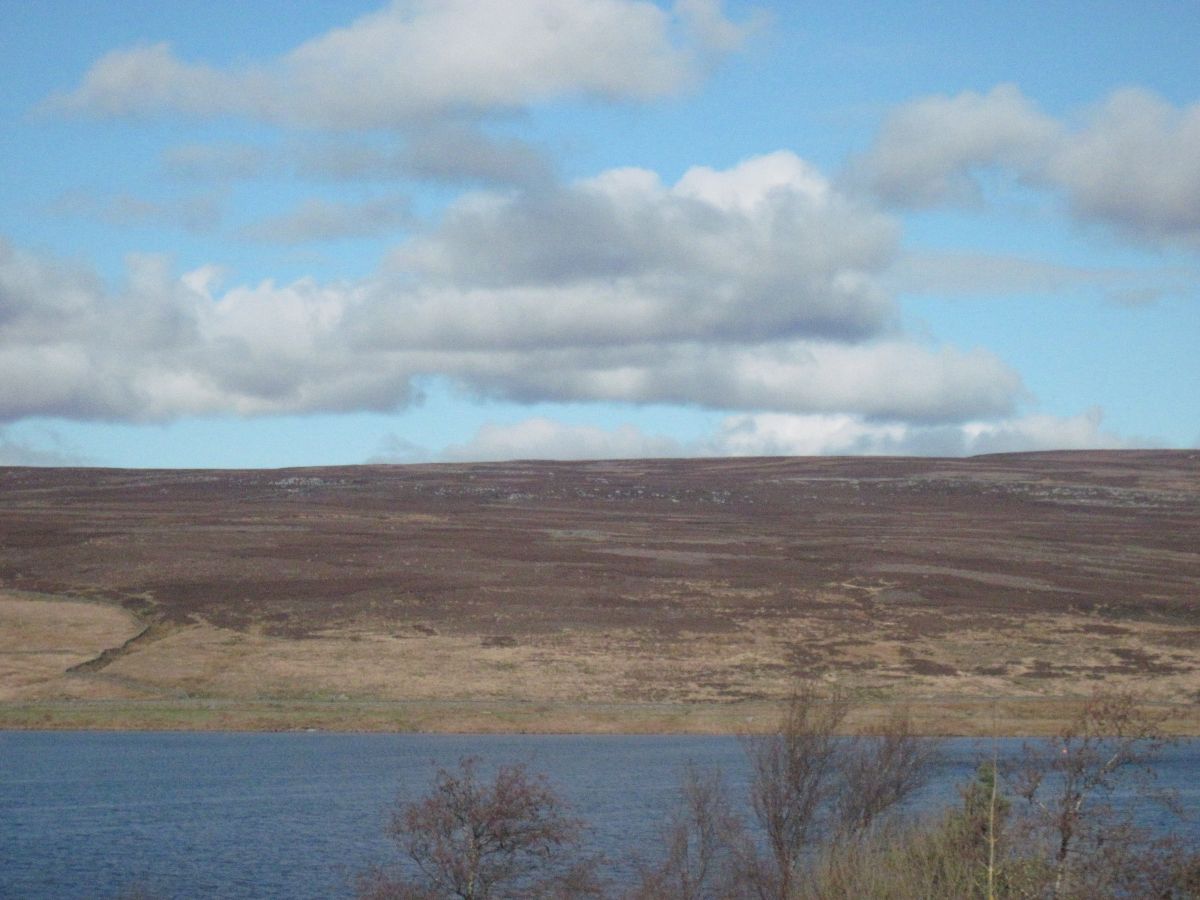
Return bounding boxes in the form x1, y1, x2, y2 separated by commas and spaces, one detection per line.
832, 704, 939, 840
741, 683, 849, 898
356, 688, 1194, 899
1006, 689, 1178, 899
739, 684, 940, 898
628, 764, 752, 900
361, 756, 602, 900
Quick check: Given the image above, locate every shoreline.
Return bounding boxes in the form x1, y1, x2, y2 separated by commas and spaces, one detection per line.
5, 696, 1199, 736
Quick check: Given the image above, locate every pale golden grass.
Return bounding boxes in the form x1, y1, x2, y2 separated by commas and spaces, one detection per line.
0, 593, 143, 700
2, 590, 1197, 734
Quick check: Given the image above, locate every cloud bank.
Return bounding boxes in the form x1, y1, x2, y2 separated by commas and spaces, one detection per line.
374, 407, 1133, 463
0, 152, 1023, 425
706, 407, 1134, 458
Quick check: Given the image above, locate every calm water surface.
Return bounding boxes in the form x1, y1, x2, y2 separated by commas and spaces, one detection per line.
2, 732, 1197, 899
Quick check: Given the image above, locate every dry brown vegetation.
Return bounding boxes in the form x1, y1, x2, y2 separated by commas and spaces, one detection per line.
1, 450, 1197, 733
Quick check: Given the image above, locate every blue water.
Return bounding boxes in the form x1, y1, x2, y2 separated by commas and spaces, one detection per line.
1, 733, 1197, 899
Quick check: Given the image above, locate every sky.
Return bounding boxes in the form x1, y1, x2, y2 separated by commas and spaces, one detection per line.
1, 0, 1197, 468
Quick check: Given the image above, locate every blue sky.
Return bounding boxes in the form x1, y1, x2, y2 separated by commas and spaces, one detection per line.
1, 0, 1197, 467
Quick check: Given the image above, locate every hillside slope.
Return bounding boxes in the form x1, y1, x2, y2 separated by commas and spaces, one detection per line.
2, 450, 1197, 731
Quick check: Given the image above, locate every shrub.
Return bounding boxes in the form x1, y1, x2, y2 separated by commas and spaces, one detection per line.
360, 756, 602, 899
739, 684, 940, 898
364, 688, 1196, 899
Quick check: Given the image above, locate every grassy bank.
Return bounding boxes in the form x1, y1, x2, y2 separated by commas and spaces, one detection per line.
4, 696, 1198, 735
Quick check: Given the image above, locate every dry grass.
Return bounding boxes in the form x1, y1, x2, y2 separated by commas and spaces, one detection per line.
0, 593, 142, 700
2, 696, 1197, 736
3, 590, 1198, 734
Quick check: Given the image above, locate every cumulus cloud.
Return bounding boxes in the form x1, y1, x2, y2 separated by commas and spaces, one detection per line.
960, 408, 1137, 455
241, 195, 412, 244
49, 0, 754, 129
852, 84, 1059, 207
0, 152, 1026, 426
370, 407, 1134, 464
855, 85, 1200, 248
1042, 89, 1200, 246
388, 151, 898, 344
448, 340, 1019, 422
0, 240, 415, 421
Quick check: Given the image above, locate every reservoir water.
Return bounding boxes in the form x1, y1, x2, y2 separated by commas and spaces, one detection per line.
2, 732, 1197, 898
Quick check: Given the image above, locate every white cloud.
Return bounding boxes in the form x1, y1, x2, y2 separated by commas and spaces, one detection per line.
673, 149, 832, 212
0, 240, 414, 421
706, 413, 906, 457
1042, 89, 1200, 247
852, 84, 1059, 207
49, 0, 754, 129
389, 152, 898, 344
133, 1, 689, 193
438, 417, 682, 461
855, 85, 1200, 248
452, 340, 1020, 421
0, 154, 1025, 426
706, 407, 1134, 457
961, 408, 1136, 455
379, 407, 1136, 464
